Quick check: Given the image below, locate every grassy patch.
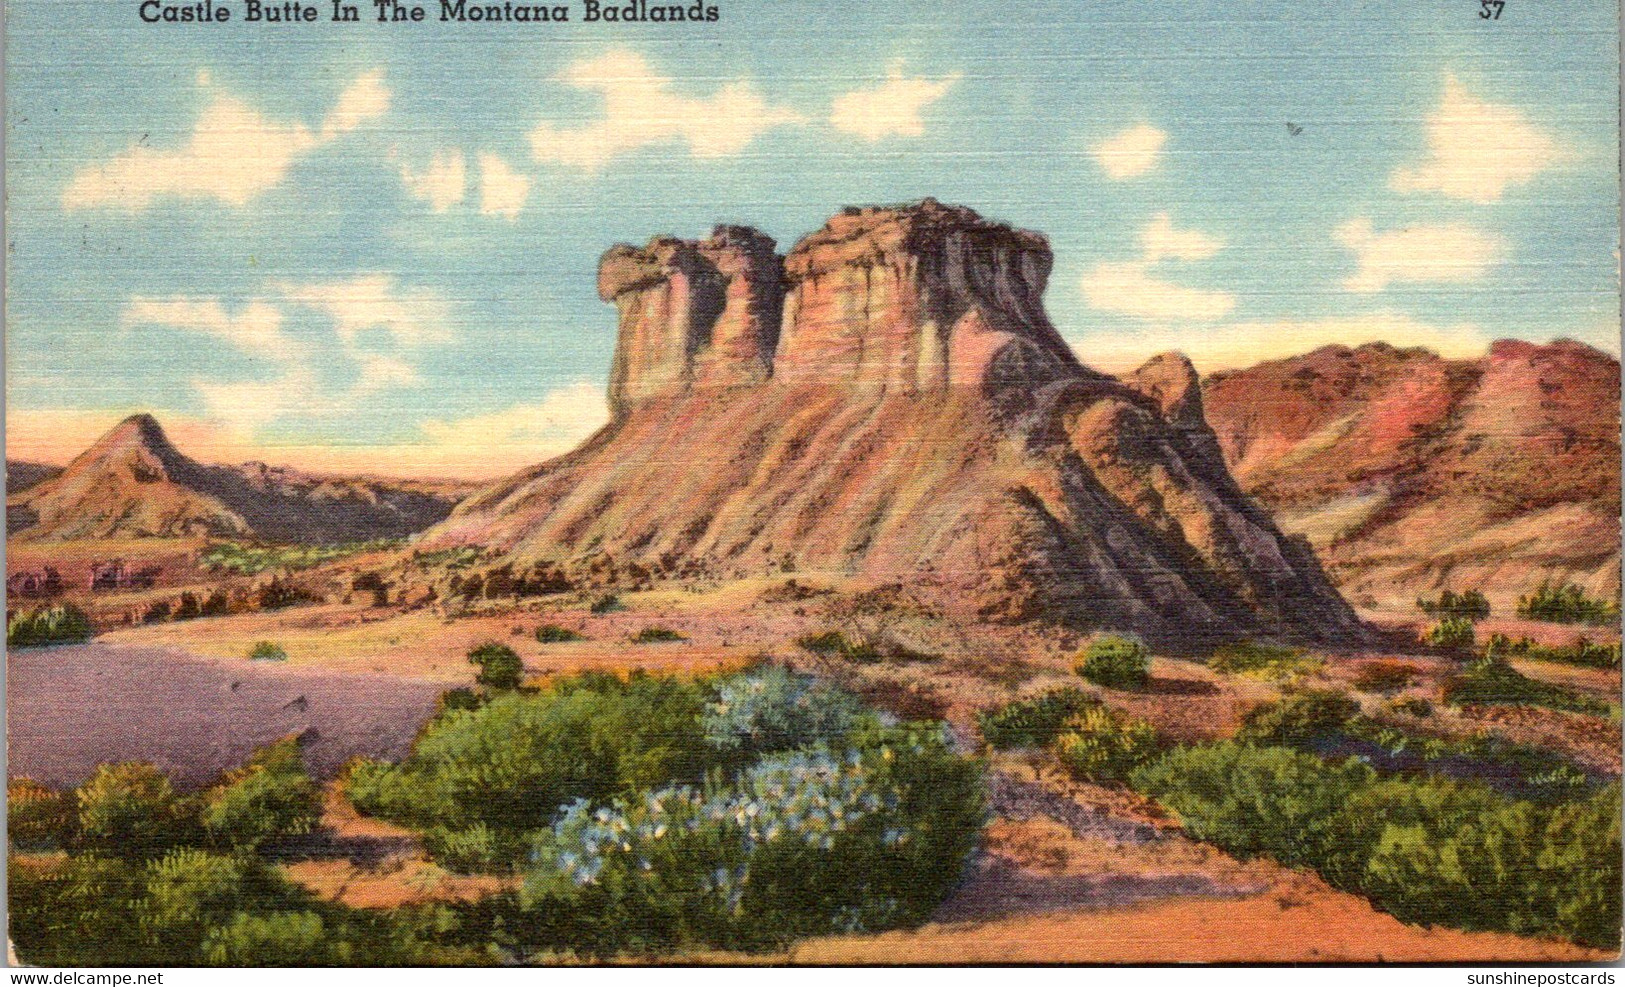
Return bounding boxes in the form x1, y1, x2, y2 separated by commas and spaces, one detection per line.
630, 626, 687, 644
1208, 641, 1323, 680
1416, 589, 1490, 621
975, 688, 1095, 750
201, 540, 401, 576
1518, 581, 1620, 627
534, 624, 586, 644
1487, 634, 1621, 670
247, 641, 288, 662
796, 630, 882, 663
7, 604, 93, 648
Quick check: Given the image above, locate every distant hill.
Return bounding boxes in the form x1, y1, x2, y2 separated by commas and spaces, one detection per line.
7, 415, 472, 545
1202, 340, 1621, 610
6, 460, 63, 495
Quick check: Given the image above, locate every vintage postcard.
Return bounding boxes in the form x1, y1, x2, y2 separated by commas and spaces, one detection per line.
4, 0, 1621, 968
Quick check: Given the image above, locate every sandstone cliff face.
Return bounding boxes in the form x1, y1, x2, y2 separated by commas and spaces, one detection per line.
429, 202, 1365, 645
1202, 340, 1621, 609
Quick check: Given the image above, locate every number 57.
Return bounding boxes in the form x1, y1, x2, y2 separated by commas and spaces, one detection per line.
1479, 0, 1504, 19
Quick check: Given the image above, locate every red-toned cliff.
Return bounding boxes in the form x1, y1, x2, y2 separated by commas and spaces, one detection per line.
426, 201, 1365, 644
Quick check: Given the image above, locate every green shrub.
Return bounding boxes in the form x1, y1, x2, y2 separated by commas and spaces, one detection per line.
468, 642, 525, 691
535, 624, 586, 644
631, 626, 686, 644
1518, 582, 1620, 626
1352, 660, 1419, 693
1236, 690, 1361, 746
203, 910, 330, 966
201, 540, 401, 576
9, 779, 77, 851
796, 630, 882, 663
1208, 640, 1322, 679
1075, 635, 1150, 690
1443, 657, 1611, 716
247, 641, 287, 662
1423, 617, 1476, 650
201, 739, 321, 852
975, 688, 1095, 750
75, 763, 194, 861
1129, 743, 1622, 948
1054, 706, 1159, 783
1416, 589, 1490, 621
422, 824, 522, 875
522, 723, 983, 954
346, 673, 715, 867
589, 594, 623, 614
1486, 634, 1621, 670
7, 604, 93, 648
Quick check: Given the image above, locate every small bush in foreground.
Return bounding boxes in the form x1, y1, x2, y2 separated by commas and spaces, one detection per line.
7, 604, 92, 648
1130, 742, 1621, 948
1075, 635, 1150, 690
1518, 582, 1620, 627
247, 641, 287, 662
74, 763, 195, 861
702, 664, 862, 758
1236, 691, 1361, 747
9, 779, 77, 851
468, 642, 525, 691
589, 594, 623, 614
1423, 617, 1476, 651
1486, 634, 1621, 670
535, 624, 585, 644
976, 688, 1095, 750
1054, 706, 1159, 783
201, 738, 320, 852
1443, 658, 1611, 716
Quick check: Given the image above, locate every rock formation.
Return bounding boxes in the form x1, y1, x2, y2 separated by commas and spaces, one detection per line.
427, 201, 1366, 644
1203, 340, 1622, 609
8, 414, 469, 544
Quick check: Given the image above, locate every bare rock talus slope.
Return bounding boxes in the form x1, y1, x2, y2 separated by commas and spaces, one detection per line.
7, 415, 466, 544
427, 201, 1365, 643
1202, 341, 1621, 608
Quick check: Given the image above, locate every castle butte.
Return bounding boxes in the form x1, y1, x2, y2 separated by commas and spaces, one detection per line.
425, 200, 1366, 644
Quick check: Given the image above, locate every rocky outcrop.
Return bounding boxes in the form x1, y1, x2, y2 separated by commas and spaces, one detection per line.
8, 415, 470, 544
1202, 340, 1621, 609
427, 201, 1366, 645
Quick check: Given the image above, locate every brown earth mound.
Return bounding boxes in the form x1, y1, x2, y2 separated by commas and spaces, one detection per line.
423, 200, 1364, 645
7, 414, 468, 544
1202, 340, 1621, 609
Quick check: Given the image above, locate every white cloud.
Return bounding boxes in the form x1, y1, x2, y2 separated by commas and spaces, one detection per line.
478, 153, 531, 220
1091, 123, 1167, 180
400, 149, 467, 213
64, 70, 389, 212
1140, 212, 1223, 263
121, 297, 291, 361
1391, 74, 1565, 203
829, 61, 960, 141
1080, 313, 1490, 375
1081, 214, 1235, 321
528, 49, 801, 172
1336, 217, 1503, 293
276, 275, 453, 347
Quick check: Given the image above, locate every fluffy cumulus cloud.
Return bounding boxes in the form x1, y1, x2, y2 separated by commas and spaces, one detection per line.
64, 70, 390, 212
529, 49, 802, 172
1091, 123, 1167, 180
829, 61, 960, 141
119, 276, 452, 439
121, 297, 291, 362
399, 149, 468, 213
1336, 217, 1504, 293
478, 153, 531, 220
1081, 213, 1236, 321
1391, 74, 1565, 203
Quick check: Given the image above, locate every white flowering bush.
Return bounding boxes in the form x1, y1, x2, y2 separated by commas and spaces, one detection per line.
522, 723, 983, 954
702, 664, 867, 756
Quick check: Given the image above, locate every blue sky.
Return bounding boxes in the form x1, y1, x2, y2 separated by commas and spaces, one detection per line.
6, 0, 1619, 477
